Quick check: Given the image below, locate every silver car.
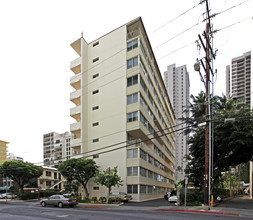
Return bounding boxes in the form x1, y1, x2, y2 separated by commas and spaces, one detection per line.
40, 195, 78, 208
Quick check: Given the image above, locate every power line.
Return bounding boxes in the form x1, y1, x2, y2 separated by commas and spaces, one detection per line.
149, 1, 204, 35
153, 23, 200, 50
213, 16, 253, 33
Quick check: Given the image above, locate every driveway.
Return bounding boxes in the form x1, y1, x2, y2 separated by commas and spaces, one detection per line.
218, 195, 253, 209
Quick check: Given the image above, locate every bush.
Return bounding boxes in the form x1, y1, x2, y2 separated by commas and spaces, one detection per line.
18, 192, 39, 200
39, 190, 58, 198
212, 188, 230, 199
91, 196, 97, 201
98, 196, 104, 201
179, 189, 203, 205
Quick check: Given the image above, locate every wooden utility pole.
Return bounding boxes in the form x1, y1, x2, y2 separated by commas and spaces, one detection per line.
204, 0, 211, 208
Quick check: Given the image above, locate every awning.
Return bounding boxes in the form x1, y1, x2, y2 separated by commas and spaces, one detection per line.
0, 186, 11, 190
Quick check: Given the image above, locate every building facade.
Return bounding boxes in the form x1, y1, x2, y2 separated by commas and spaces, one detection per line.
37, 166, 63, 190
226, 51, 251, 104
0, 140, 8, 165
43, 132, 73, 168
164, 64, 190, 182
69, 17, 176, 201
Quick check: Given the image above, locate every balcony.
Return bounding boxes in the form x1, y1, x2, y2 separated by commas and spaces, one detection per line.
70, 38, 81, 56
70, 105, 81, 122
70, 89, 81, 105
70, 73, 81, 90
70, 138, 81, 148
70, 122, 81, 138
70, 57, 81, 74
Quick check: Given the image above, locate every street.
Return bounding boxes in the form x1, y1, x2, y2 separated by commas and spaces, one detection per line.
0, 197, 253, 220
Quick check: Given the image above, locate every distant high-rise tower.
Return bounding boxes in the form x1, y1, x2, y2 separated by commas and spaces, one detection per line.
164, 64, 190, 181
0, 140, 8, 164
226, 51, 251, 104
43, 131, 73, 168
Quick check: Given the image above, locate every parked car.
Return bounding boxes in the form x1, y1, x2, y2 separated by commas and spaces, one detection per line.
0, 193, 17, 199
40, 195, 78, 208
109, 192, 132, 202
168, 195, 177, 203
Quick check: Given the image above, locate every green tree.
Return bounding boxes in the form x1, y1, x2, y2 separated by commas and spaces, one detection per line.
58, 158, 98, 198
63, 180, 80, 196
183, 92, 253, 188
94, 167, 122, 203
0, 160, 43, 193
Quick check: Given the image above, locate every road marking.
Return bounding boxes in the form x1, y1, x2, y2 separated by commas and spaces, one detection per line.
57, 215, 69, 218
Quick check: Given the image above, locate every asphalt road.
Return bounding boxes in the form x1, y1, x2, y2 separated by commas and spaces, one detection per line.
0, 202, 250, 220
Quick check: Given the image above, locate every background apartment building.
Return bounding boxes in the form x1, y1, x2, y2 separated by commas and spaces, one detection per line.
226, 51, 251, 104
164, 64, 190, 182
38, 166, 63, 190
0, 140, 8, 164
43, 131, 73, 168
69, 17, 176, 201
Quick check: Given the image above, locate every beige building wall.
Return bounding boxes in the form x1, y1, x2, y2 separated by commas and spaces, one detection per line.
69, 17, 176, 201
0, 140, 8, 164
38, 166, 64, 190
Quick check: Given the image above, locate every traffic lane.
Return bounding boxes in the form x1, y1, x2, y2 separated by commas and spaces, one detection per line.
0, 203, 248, 220
122, 198, 176, 207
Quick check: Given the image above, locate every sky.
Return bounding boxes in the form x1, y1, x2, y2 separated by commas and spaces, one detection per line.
0, 0, 252, 164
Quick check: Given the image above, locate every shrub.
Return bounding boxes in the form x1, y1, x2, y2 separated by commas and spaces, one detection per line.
91, 196, 97, 202
179, 189, 203, 205
18, 192, 39, 200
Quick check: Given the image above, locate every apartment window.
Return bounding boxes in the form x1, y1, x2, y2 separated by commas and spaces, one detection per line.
127, 166, 138, 176
127, 93, 138, 105
140, 149, 147, 161
92, 122, 99, 127
127, 185, 138, 194
93, 154, 99, 159
93, 138, 99, 143
127, 57, 138, 69
93, 73, 99, 79
140, 167, 147, 177
127, 75, 138, 87
148, 170, 153, 179
46, 171, 51, 177
127, 39, 138, 51
93, 41, 99, 47
127, 148, 138, 158
92, 106, 99, 111
140, 185, 147, 194
92, 90, 99, 95
93, 57, 99, 63
148, 155, 154, 164
127, 111, 138, 123
93, 186, 99, 190
54, 173, 57, 179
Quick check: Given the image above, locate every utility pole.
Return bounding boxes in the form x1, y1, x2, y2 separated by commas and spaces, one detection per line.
204, 3, 210, 208
194, 0, 215, 209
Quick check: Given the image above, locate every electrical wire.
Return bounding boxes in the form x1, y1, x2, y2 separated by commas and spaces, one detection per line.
149, 0, 204, 35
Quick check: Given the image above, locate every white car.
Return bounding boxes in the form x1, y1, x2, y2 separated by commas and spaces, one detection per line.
168, 195, 177, 203
0, 193, 17, 199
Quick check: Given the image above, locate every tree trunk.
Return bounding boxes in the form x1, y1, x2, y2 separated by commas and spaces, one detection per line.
106, 187, 111, 204
82, 183, 89, 199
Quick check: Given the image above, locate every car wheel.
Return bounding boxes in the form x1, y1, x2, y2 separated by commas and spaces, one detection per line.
58, 202, 63, 208
41, 201, 46, 207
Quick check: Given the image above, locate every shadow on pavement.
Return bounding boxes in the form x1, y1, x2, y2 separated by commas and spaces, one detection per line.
122, 198, 177, 207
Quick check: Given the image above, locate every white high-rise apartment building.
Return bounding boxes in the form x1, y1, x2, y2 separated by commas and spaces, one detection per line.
226, 51, 251, 104
164, 64, 190, 182
69, 17, 176, 201
43, 131, 73, 168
